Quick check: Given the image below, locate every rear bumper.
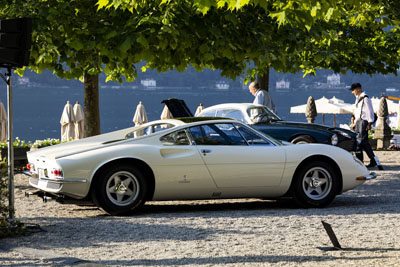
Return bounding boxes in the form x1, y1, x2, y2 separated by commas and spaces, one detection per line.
24, 171, 87, 184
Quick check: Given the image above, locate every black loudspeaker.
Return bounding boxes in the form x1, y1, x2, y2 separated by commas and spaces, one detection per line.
0, 17, 32, 68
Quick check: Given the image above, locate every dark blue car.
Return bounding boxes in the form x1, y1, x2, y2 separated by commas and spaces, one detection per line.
163, 99, 358, 152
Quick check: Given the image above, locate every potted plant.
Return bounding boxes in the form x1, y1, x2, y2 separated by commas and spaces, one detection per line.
0, 137, 32, 160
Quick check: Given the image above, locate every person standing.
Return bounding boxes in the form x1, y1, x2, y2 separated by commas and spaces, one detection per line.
350, 82, 383, 169
248, 81, 277, 114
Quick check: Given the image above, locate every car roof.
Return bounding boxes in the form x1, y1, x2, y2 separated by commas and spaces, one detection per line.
144, 117, 232, 126
201, 103, 264, 111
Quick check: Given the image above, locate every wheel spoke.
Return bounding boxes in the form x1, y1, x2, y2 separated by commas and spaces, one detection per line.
113, 175, 121, 185
121, 177, 132, 187
314, 186, 323, 195
311, 170, 319, 180
306, 187, 315, 195
124, 188, 134, 197
318, 177, 328, 185
116, 192, 124, 202
108, 185, 116, 193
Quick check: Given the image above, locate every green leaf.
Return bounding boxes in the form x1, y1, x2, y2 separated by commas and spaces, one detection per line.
324, 8, 334, 21
137, 35, 149, 48
68, 40, 84, 51
118, 37, 132, 54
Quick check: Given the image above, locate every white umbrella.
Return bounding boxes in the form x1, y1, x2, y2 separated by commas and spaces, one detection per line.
371, 97, 399, 114
0, 100, 7, 142
133, 101, 148, 126
73, 101, 84, 139
290, 96, 352, 126
60, 101, 76, 141
194, 103, 204, 116
160, 105, 173, 120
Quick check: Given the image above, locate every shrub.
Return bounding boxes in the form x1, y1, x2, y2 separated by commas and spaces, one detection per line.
31, 138, 61, 149
0, 158, 8, 218
0, 137, 32, 149
0, 158, 26, 239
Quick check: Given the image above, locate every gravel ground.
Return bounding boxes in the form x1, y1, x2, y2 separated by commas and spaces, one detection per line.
1, 150, 400, 267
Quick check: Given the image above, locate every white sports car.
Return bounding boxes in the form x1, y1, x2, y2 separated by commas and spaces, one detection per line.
26, 118, 375, 215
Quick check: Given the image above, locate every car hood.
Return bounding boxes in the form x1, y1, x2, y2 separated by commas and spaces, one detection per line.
266, 120, 350, 133
161, 98, 193, 117
28, 127, 136, 159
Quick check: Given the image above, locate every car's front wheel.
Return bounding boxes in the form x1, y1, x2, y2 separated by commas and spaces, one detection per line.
92, 164, 148, 215
292, 161, 339, 208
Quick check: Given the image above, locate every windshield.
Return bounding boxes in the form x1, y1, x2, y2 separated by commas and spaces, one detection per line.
247, 106, 280, 123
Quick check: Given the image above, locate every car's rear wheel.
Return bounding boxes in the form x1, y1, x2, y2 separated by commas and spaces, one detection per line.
291, 135, 314, 144
292, 161, 339, 208
92, 164, 147, 215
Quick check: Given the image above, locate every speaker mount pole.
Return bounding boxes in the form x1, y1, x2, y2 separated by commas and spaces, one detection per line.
0, 67, 14, 219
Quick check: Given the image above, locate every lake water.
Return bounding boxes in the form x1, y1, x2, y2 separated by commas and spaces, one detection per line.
1, 85, 356, 142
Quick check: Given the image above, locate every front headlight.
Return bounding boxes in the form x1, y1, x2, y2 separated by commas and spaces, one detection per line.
331, 134, 338, 145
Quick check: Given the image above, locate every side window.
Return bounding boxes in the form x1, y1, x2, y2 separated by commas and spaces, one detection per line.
189, 124, 246, 145
160, 130, 190, 146
197, 110, 216, 117
220, 109, 246, 123
235, 124, 271, 145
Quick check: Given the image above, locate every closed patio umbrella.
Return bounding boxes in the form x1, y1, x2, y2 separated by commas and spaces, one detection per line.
0, 100, 7, 142
133, 101, 148, 126
73, 101, 84, 139
160, 105, 173, 120
60, 101, 75, 141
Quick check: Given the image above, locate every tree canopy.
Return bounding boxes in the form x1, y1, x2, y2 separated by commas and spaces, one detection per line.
1, 0, 400, 136
97, 0, 400, 78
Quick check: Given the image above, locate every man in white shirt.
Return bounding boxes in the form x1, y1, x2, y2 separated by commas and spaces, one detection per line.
248, 82, 277, 114
350, 83, 381, 169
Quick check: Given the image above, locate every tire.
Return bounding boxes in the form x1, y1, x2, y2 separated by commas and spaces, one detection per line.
291, 135, 314, 144
291, 161, 339, 208
91, 164, 148, 215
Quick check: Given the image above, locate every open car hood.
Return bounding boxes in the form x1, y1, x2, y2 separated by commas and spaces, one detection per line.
161, 98, 193, 117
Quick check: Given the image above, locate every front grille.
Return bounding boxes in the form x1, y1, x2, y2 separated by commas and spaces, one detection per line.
338, 139, 357, 152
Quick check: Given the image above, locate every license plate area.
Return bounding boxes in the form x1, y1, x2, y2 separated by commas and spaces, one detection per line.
38, 179, 48, 188
38, 168, 47, 178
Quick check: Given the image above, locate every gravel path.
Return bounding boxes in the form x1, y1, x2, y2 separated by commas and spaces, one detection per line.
1, 151, 400, 266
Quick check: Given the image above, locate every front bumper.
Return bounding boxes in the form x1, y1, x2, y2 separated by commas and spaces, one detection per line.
356, 172, 377, 181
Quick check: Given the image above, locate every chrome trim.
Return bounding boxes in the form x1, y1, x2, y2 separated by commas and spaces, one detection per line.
356, 172, 377, 181
37, 177, 87, 184
331, 134, 338, 146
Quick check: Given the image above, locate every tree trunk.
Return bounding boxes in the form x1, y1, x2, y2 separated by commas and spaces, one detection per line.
257, 68, 270, 91
83, 72, 100, 137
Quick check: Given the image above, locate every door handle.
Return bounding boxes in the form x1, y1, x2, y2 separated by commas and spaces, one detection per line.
201, 149, 212, 155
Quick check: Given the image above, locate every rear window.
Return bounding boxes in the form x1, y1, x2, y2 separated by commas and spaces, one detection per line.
125, 123, 174, 139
